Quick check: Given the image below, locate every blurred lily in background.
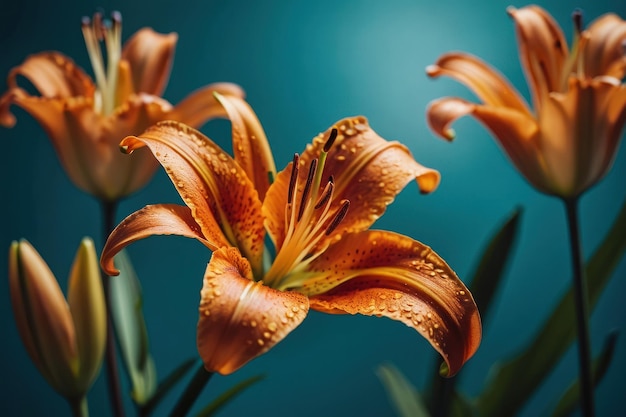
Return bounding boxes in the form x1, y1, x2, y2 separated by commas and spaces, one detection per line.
0, 11, 244, 201
426, 6, 626, 199
9, 238, 105, 416
426, 5, 626, 416
100, 94, 481, 378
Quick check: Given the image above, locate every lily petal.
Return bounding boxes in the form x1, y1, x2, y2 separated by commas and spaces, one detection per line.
167, 82, 245, 129
583, 13, 626, 79
0, 52, 95, 127
101, 204, 214, 276
507, 6, 568, 106
197, 247, 309, 375
426, 52, 531, 114
426, 97, 552, 193
121, 28, 177, 96
120, 121, 266, 275
264, 117, 440, 250
214, 93, 277, 200
305, 230, 481, 377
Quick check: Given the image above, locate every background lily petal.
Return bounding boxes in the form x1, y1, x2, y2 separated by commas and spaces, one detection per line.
167, 82, 245, 128
121, 28, 178, 96
301, 230, 480, 376
197, 247, 309, 375
426, 52, 531, 113
508, 5, 568, 103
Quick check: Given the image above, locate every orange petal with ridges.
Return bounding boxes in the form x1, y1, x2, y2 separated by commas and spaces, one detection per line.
583, 13, 626, 79
214, 93, 276, 200
168, 82, 246, 129
305, 230, 481, 377
507, 6, 567, 106
121, 28, 177, 96
426, 52, 530, 113
120, 121, 266, 275
101, 204, 215, 276
197, 247, 309, 374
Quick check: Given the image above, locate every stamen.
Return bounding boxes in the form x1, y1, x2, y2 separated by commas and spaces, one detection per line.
298, 159, 317, 221
287, 154, 299, 204
325, 200, 350, 235
572, 9, 583, 35
323, 128, 338, 152
314, 178, 334, 209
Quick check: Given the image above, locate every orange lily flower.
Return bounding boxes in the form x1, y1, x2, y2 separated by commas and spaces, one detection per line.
426, 6, 626, 198
101, 95, 481, 376
0, 12, 243, 201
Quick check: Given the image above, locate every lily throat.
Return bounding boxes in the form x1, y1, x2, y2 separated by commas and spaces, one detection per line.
263, 128, 350, 291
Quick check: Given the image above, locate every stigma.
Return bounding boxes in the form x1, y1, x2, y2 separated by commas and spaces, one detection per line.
264, 128, 350, 290
81, 11, 122, 115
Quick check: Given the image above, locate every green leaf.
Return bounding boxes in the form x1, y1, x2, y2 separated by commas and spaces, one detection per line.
468, 207, 522, 320
428, 209, 521, 415
194, 374, 266, 417
477, 200, 626, 417
376, 362, 431, 417
110, 250, 157, 405
551, 331, 619, 417
139, 358, 197, 417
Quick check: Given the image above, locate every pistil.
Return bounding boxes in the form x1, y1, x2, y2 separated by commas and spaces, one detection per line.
81, 12, 122, 115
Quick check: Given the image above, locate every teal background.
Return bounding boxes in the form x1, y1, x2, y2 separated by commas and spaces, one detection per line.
1, 0, 625, 416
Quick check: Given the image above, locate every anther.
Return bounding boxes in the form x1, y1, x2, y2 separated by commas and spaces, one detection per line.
111, 10, 122, 25
323, 128, 338, 153
297, 159, 317, 221
572, 9, 583, 34
81, 16, 91, 27
325, 200, 350, 235
314, 180, 334, 209
287, 154, 299, 205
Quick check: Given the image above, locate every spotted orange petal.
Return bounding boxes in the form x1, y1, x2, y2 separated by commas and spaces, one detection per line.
214, 93, 276, 200
305, 230, 481, 377
264, 116, 440, 251
197, 247, 309, 374
120, 121, 265, 275
121, 28, 177, 96
101, 204, 215, 276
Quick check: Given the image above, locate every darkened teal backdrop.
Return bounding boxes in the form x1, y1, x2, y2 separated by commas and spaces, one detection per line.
1, 0, 625, 416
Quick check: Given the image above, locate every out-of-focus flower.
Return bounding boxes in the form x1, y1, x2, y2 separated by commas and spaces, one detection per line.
101, 94, 481, 377
427, 6, 626, 198
9, 238, 106, 399
0, 12, 243, 201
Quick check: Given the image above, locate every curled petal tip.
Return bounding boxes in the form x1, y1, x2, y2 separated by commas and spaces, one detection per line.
425, 64, 441, 77
506, 6, 517, 17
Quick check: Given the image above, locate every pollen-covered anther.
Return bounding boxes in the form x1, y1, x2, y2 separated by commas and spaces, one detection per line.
297, 158, 317, 221
314, 178, 334, 209
325, 200, 350, 235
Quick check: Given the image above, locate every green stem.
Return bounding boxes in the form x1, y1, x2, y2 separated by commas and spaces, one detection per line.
169, 364, 214, 417
101, 199, 126, 417
68, 396, 89, 417
563, 198, 594, 417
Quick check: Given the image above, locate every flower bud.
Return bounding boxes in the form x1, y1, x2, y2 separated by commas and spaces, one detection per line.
8, 238, 106, 398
